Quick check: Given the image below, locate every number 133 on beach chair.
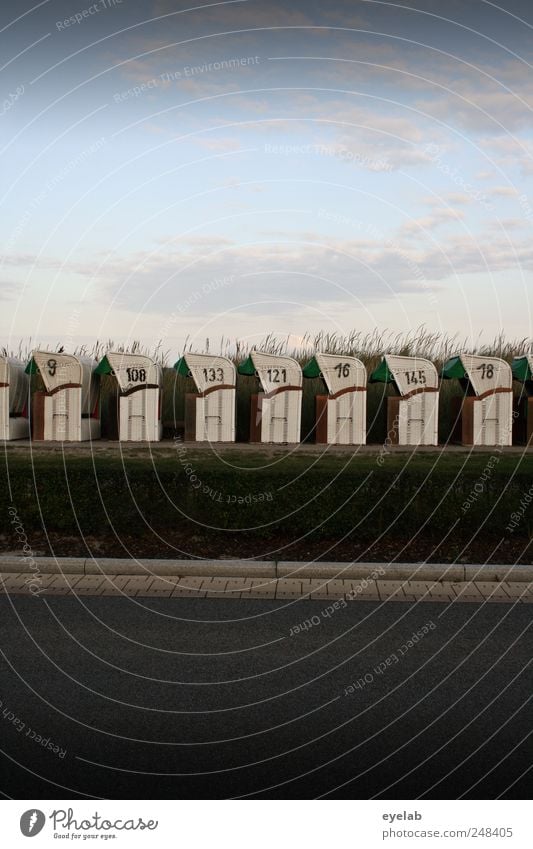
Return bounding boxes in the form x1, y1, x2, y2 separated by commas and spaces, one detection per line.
175, 353, 236, 442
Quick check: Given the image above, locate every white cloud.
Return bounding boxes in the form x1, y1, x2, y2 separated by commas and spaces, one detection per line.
400, 208, 465, 235
422, 192, 474, 206
0, 282, 16, 301
488, 186, 520, 197
195, 136, 243, 151
488, 218, 527, 231
9, 222, 520, 319
479, 135, 533, 176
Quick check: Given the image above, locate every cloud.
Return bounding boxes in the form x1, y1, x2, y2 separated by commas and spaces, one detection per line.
400, 208, 465, 235
152, 0, 316, 28
479, 135, 533, 176
0, 282, 16, 301
290, 46, 533, 135
422, 192, 474, 206
157, 234, 233, 247
59, 222, 530, 318
87, 3, 533, 149
195, 136, 243, 151
1, 255, 65, 270
410, 55, 533, 134
422, 233, 533, 279
88, 236, 441, 317
5, 231, 533, 325
488, 186, 520, 197
488, 218, 527, 231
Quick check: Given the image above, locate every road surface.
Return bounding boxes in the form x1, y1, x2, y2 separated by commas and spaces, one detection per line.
0, 596, 530, 799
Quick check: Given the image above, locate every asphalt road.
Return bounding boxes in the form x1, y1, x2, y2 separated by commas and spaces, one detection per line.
0, 597, 530, 800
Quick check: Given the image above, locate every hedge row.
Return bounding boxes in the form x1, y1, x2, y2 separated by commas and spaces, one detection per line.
2, 452, 532, 542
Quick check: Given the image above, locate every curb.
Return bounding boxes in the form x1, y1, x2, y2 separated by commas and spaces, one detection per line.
0, 557, 531, 582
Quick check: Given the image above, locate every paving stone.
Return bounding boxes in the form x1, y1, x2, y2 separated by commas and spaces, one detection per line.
377, 581, 408, 599
100, 586, 130, 596
475, 594, 514, 603
345, 594, 381, 602
202, 577, 229, 597
201, 577, 229, 589
50, 575, 83, 587
147, 578, 180, 591
21, 575, 56, 588
300, 579, 328, 596
380, 584, 421, 601
96, 578, 133, 596
243, 584, 277, 596
246, 590, 276, 599
105, 575, 135, 589
74, 577, 107, 595
40, 585, 75, 596
226, 577, 254, 587
276, 579, 304, 598
225, 578, 254, 594
425, 582, 456, 600
345, 580, 380, 599
202, 578, 231, 597
122, 576, 155, 586
451, 582, 485, 601
34, 576, 80, 595
474, 582, 516, 602
176, 576, 208, 589
0, 572, 55, 596
499, 582, 532, 598
240, 579, 277, 595
76, 576, 107, 586
402, 580, 432, 595
1, 581, 35, 594
171, 586, 207, 597
141, 587, 174, 597
325, 579, 348, 596
382, 594, 420, 602
0, 574, 28, 590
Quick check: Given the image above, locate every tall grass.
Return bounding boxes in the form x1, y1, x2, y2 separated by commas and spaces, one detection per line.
6, 327, 530, 366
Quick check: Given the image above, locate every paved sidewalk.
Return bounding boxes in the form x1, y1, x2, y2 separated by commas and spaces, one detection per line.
1, 573, 531, 602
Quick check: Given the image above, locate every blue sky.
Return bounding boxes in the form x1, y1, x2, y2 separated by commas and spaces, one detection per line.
2, 0, 533, 357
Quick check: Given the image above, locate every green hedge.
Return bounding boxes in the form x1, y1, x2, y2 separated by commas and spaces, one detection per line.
2, 451, 532, 543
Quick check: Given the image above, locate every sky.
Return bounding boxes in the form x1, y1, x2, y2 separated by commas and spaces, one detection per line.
2, 0, 533, 358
